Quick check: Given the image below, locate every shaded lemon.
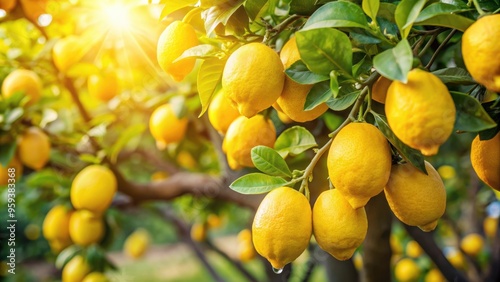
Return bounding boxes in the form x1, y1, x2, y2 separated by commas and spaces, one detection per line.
69, 210, 104, 246
207, 214, 222, 229
446, 249, 466, 269
371, 76, 392, 104
49, 239, 72, 254
149, 103, 188, 145
88, 72, 119, 102
53, 36, 84, 73
470, 132, 500, 191
0, 156, 22, 186
20, 0, 47, 23
394, 258, 420, 282
71, 165, 117, 214
191, 222, 207, 242
406, 240, 423, 258
82, 272, 109, 282
425, 268, 445, 282
460, 233, 484, 257
237, 229, 252, 243
62, 255, 91, 282
24, 224, 40, 240
18, 127, 51, 170
1, 69, 42, 105
124, 228, 150, 259
0, 0, 16, 12
437, 165, 456, 180
151, 171, 169, 182
483, 216, 498, 239
208, 90, 240, 134
238, 241, 256, 262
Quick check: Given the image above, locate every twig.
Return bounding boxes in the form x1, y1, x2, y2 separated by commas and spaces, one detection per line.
205, 240, 259, 282
418, 32, 440, 57
425, 29, 457, 70
263, 14, 303, 44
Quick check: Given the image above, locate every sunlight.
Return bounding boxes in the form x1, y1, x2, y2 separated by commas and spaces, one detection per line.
100, 3, 131, 31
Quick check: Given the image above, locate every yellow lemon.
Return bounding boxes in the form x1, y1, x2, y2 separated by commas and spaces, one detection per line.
1, 69, 42, 104
0, 0, 16, 12
19, 0, 47, 23
437, 165, 456, 180
149, 104, 188, 145
394, 258, 420, 282
425, 268, 445, 282
157, 21, 198, 81
460, 233, 484, 257
222, 43, 284, 118
390, 234, 403, 255
0, 156, 22, 186
71, 165, 117, 214
238, 241, 256, 262
18, 127, 51, 170
176, 151, 197, 170
207, 214, 222, 229
208, 90, 240, 134
237, 229, 252, 243
69, 210, 105, 246
470, 132, 500, 191
252, 187, 312, 270
24, 224, 40, 240
191, 222, 207, 242
483, 216, 498, 239
222, 115, 276, 170
49, 239, 72, 254
82, 272, 109, 282
406, 240, 423, 258
124, 228, 150, 259
462, 14, 500, 92
327, 122, 391, 209
151, 171, 169, 182
386, 68, 456, 156
385, 161, 446, 232
275, 37, 328, 122
371, 76, 392, 103
446, 250, 466, 269
88, 72, 119, 102
313, 189, 367, 260
62, 255, 91, 282
53, 36, 84, 73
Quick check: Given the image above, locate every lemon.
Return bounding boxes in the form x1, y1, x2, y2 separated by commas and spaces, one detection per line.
238, 241, 256, 262
353, 252, 363, 270
327, 122, 391, 209
470, 132, 500, 191
252, 187, 312, 270
462, 14, 500, 92
371, 76, 392, 104
222, 43, 284, 118
237, 229, 252, 243
207, 214, 222, 229
62, 255, 91, 282
446, 250, 466, 269
0, 0, 16, 12
53, 36, 84, 73
425, 268, 445, 282
208, 90, 240, 134
460, 233, 484, 257
18, 127, 51, 170
384, 161, 446, 232
43, 205, 72, 242
1, 69, 42, 105
49, 239, 72, 254
82, 272, 109, 282
190, 223, 207, 242
386, 68, 456, 156
157, 21, 198, 81
483, 216, 498, 239
71, 165, 117, 214
176, 151, 197, 170
313, 189, 367, 260
19, 0, 47, 23
69, 210, 105, 246
0, 156, 22, 186
149, 103, 188, 145
275, 37, 328, 122
406, 240, 423, 258
394, 258, 420, 282
124, 228, 150, 259
24, 224, 40, 240
88, 72, 119, 102
151, 171, 169, 182
222, 115, 276, 170
390, 234, 403, 255
437, 165, 456, 180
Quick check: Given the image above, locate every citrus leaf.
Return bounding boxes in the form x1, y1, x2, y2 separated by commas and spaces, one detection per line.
323, 112, 344, 131
197, 58, 226, 117
296, 28, 352, 76
414, 13, 474, 32
285, 60, 329, 84
372, 112, 427, 174
174, 44, 223, 62
5, 108, 24, 124
330, 71, 340, 99
55, 245, 82, 269
251, 146, 292, 177
109, 124, 146, 164
0, 142, 17, 167
432, 68, 475, 85
363, 0, 380, 23
395, 0, 426, 39
202, 0, 245, 35
304, 81, 332, 111
415, 2, 471, 22
274, 126, 318, 158
229, 173, 288, 194
326, 90, 360, 111
244, 0, 268, 20
160, 0, 198, 20
373, 39, 412, 83
450, 92, 497, 132
303, 1, 370, 30
478, 99, 500, 140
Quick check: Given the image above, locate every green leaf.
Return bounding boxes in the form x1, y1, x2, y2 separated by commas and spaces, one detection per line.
395, 0, 426, 39
274, 126, 318, 158
450, 92, 497, 132
202, 0, 245, 35
55, 245, 82, 269
323, 112, 344, 131
251, 146, 292, 177
109, 124, 146, 164
414, 14, 474, 32
160, 0, 198, 20
304, 81, 332, 111
432, 68, 475, 85
330, 71, 340, 99
296, 28, 353, 76
244, 0, 268, 20
478, 99, 500, 140
326, 90, 360, 111
229, 173, 288, 194
415, 2, 471, 22
373, 39, 412, 83
303, 1, 370, 30
174, 44, 223, 62
363, 0, 380, 23
79, 154, 102, 164
285, 60, 329, 84
372, 112, 427, 174
5, 108, 24, 124
197, 58, 226, 117
0, 142, 17, 167
26, 170, 63, 187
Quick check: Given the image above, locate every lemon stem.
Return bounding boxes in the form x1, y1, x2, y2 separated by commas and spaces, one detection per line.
471, 0, 486, 16
182, 7, 202, 24
425, 29, 457, 70
262, 14, 303, 44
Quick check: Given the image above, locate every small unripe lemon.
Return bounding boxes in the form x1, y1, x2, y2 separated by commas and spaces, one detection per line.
62, 255, 91, 282
24, 224, 40, 240
69, 210, 105, 246
82, 272, 109, 282
446, 249, 466, 269
437, 165, 456, 180
149, 104, 188, 145
191, 223, 207, 242
406, 240, 423, 258
48, 239, 72, 254
394, 258, 420, 282
18, 127, 51, 170
483, 216, 498, 239
425, 268, 445, 282
460, 233, 484, 257
71, 165, 117, 214
470, 132, 500, 191
206, 214, 222, 229
1, 69, 42, 105
43, 205, 72, 242
124, 228, 150, 259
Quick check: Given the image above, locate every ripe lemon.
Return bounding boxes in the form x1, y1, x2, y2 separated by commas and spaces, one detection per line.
151, 171, 169, 182
82, 272, 109, 282
252, 187, 312, 270
394, 258, 420, 282
386, 69, 456, 156
406, 240, 423, 258
446, 250, 466, 269
462, 14, 500, 92
124, 228, 150, 259
384, 161, 446, 232
222, 43, 284, 118
207, 214, 222, 229
353, 252, 363, 270
62, 255, 91, 282
69, 210, 105, 246
275, 37, 328, 122
18, 127, 51, 170
157, 21, 198, 81
437, 165, 456, 180
1, 69, 42, 104
19, 0, 47, 23
208, 90, 240, 134
0, 0, 16, 12
190, 223, 207, 242
390, 234, 403, 255
43, 205, 72, 242
425, 268, 445, 282
49, 239, 72, 254
0, 156, 22, 185
24, 224, 40, 240
149, 104, 188, 145
371, 76, 392, 104
460, 233, 484, 256
312, 189, 367, 260
176, 151, 197, 170
53, 36, 84, 73
222, 115, 276, 170
483, 216, 498, 239
71, 165, 117, 214
237, 229, 252, 243
327, 122, 391, 209
88, 72, 119, 102
238, 241, 256, 262
470, 132, 500, 191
